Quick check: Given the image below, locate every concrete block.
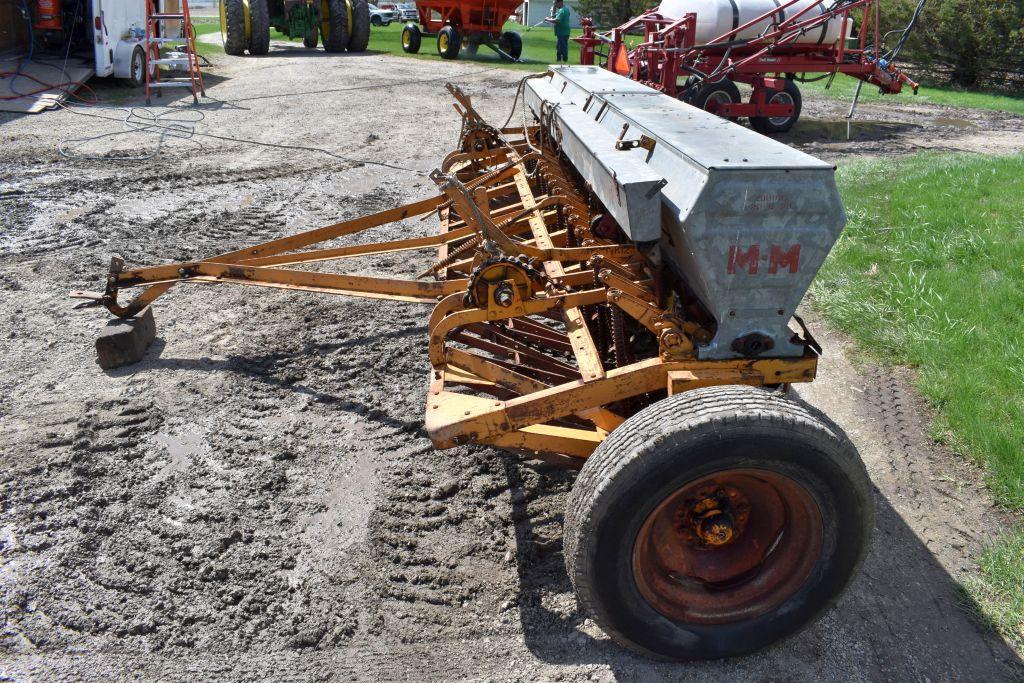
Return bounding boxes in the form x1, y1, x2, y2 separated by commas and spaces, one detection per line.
95, 306, 156, 369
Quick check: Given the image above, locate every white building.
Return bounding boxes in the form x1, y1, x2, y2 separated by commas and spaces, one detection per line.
515, 0, 582, 29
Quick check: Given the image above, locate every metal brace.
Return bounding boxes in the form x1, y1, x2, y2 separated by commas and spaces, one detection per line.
615, 135, 657, 152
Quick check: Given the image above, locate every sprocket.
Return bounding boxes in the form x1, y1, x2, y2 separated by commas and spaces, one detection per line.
465, 256, 547, 309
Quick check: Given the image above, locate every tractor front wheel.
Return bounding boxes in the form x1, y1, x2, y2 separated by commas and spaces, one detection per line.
564, 385, 873, 660
321, 0, 350, 52
437, 25, 461, 59
220, 0, 247, 55
247, 0, 270, 55
303, 25, 319, 47
401, 23, 421, 53
347, 0, 371, 51
750, 79, 803, 135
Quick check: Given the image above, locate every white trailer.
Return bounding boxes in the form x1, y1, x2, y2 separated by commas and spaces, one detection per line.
88, 0, 151, 85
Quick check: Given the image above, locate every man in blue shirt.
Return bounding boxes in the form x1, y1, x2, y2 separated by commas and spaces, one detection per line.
543, 0, 571, 62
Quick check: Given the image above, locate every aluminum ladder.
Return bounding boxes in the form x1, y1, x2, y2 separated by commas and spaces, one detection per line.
144, 0, 205, 105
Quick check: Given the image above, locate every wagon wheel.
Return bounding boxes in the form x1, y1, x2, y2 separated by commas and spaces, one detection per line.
401, 23, 421, 53
679, 77, 741, 122
437, 24, 461, 59
564, 385, 873, 660
750, 79, 803, 135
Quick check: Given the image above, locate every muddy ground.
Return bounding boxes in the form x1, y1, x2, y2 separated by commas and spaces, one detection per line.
1, 46, 1023, 681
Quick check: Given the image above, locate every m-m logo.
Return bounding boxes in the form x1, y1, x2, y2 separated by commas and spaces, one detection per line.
727, 244, 801, 275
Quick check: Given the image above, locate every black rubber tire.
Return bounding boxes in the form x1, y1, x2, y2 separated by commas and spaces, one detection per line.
127, 44, 146, 87
371, 14, 382, 25
346, 0, 370, 51
322, 0, 350, 53
247, 0, 271, 55
303, 25, 319, 48
222, 0, 247, 56
498, 30, 522, 59
679, 77, 741, 122
401, 23, 420, 53
564, 385, 873, 661
437, 24, 461, 59
750, 79, 803, 134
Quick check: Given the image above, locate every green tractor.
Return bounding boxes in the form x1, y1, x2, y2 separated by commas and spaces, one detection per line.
220, 0, 371, 55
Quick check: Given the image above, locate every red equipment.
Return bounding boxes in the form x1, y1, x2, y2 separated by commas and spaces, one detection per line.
34, 0, 63, 30
400, 0, 525, 61
575, 0, 920, 133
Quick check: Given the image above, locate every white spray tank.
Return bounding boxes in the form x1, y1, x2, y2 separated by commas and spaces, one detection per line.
657, 0, 849, 46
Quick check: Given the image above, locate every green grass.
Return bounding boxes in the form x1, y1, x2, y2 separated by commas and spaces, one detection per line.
799, 73, 1024, 116
814, 152, 1024, 508
815, 152, 1024, 654
195, 18, 580, 70
193, 17, 1024, 113
965, 532, 1024, 655
359, 21, 583, 71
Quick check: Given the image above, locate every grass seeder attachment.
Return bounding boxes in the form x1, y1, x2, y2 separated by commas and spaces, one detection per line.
73, 66, 873, 660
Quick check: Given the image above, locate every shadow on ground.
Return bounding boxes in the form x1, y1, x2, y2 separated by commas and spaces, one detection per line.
503, 457, 1023, 679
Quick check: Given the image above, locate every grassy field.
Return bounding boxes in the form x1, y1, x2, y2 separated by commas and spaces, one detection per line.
817, 152, 1024, 652
192, 19, 581, 70
193, 18, 1024, 113
798, 73, 1024, 117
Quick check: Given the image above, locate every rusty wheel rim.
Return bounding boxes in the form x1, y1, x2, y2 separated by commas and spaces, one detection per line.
632, 468, 823, 625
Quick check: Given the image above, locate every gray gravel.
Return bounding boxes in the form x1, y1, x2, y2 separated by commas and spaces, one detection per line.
1, 47, 1022, 681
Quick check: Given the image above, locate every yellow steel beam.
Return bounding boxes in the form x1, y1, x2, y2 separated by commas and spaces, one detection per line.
426, 356, 818, 449
483, 424, 604, 459
512, 170, 606, 383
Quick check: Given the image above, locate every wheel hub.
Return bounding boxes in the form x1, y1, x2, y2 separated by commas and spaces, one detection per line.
678, 485, 750, 548
633, 468, 823, 624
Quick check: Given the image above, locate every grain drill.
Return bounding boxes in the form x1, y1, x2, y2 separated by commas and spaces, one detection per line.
73, 66, 873, 660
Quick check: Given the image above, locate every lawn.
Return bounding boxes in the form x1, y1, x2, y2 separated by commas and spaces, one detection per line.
798, 73, 1024, 117
815, 152, 1024, 652
193, 17, 1024, 114
192, 18, 581, 71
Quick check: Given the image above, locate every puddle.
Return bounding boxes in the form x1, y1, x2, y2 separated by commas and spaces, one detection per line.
784, 119, 922, 143
784, 117, 976, 144
931, 117, 976, 128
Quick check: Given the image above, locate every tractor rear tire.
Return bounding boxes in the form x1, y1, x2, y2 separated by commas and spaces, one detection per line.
347, 0, 371, 52
247, 0, 271, 55
321, 0, 350, 53
680, 77, 741, 122
437, 25, 461, 59
750, 79, 803, 135
498, 30, 522, 59
221, 0, 247, 56
564, 385, 873, 660
303, 25, 319, 48
401, 23, 421, 53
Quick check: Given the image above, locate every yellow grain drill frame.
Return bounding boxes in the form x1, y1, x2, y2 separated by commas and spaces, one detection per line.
77, 85, 817, 463
74, 76, 872, 662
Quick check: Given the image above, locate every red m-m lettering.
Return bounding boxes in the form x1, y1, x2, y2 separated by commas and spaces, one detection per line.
727, 245, 760, 274
769, 244, 801, 274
